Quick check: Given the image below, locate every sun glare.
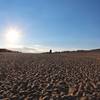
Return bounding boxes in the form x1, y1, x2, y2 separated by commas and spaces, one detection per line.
5, 27, 21, 47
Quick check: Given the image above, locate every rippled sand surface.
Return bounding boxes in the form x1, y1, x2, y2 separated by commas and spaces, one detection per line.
0, 52, 100, 100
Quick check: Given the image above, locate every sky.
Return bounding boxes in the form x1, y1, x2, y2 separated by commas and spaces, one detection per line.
0, 0, 100, 52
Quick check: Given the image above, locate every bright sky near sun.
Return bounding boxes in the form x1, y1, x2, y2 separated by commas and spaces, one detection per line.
0, 0, 100, 52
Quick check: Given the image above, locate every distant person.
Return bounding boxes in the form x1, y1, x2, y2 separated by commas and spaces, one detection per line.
49, 49, 52, 54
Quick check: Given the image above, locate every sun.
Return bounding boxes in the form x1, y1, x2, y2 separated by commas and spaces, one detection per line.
5, 27, 21, 47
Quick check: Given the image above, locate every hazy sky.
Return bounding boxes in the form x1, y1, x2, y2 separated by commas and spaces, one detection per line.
0, 0, 100, 52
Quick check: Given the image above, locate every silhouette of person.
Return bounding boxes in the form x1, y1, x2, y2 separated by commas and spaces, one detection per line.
49, 49, 52, 54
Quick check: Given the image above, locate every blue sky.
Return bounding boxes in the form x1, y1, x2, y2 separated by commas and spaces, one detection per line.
0, 0, 100, 52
